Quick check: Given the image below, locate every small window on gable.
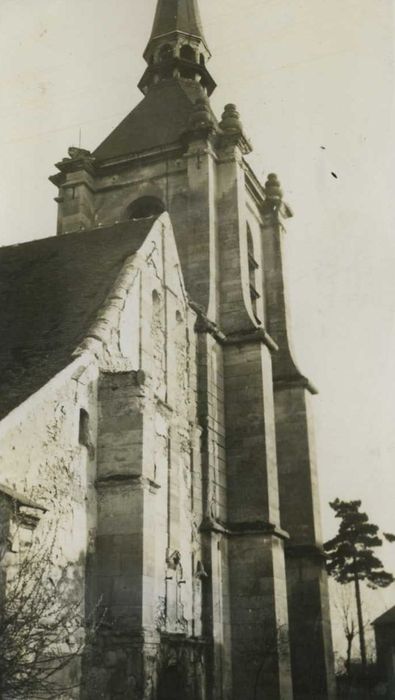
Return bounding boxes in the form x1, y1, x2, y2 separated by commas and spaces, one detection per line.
79, 409, 90, 449
247, 224, 260, 320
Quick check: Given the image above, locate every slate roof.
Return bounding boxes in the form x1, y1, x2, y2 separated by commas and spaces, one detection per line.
0, 219, 154, 420
373, 606, 395, 627
149, 0, 206, 44
93, 79, 216, 161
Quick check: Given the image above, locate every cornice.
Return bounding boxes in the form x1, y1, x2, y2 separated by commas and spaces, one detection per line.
190, 301, 279, 353
274, 373, 318, 396
200, 517, 289, 541
223, 328, 279, 352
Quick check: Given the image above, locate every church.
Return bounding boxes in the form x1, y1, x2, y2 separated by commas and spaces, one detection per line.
0, 1, 335, 698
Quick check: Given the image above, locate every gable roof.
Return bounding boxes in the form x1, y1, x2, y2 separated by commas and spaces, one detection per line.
0, 219, 153, 420
93, 79, 216, 162
373, 606, 395, 627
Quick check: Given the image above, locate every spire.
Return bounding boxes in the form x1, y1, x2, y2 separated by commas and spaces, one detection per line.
139, 0, 215, 96
149, 0, 208, 49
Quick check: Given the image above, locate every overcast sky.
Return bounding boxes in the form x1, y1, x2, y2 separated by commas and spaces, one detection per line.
1, 0, 395, 621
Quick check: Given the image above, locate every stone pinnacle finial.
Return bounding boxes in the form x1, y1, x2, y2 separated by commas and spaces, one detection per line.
67, 146, 92, 161
264, 173, 283, 203
219, 104, 244, 135
218, 104, 252, 154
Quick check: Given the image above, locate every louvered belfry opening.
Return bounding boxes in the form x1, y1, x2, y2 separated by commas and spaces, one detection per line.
138, 0, 216, 96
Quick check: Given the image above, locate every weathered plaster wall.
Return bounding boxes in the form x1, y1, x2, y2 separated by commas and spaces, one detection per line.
0, 355, 99, 696
0, 356, 98, 563
0, 215, 207, 700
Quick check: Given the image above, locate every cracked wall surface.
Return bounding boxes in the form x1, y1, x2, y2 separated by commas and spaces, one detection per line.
0, 216, 209, 700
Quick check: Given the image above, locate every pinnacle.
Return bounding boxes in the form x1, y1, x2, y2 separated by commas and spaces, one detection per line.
265, 173, 283, 202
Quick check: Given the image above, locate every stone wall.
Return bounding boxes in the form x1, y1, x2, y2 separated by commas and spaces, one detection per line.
0, 355, 99, 697
49, 93, 337, 696
79, 217, 208, 699
0, 216, 209, 700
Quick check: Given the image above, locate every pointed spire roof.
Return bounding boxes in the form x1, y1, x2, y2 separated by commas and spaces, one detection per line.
93, 0, 216, 161
146, 0, 208, 53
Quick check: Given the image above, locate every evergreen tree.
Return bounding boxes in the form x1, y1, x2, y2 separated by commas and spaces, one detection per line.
324, 499, 395, 673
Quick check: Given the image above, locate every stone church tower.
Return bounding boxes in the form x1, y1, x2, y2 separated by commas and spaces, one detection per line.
0, 2, 335, 699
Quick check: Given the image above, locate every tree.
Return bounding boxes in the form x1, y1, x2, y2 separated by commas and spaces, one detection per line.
333, 583, 373, 678
334, 584, 357, 676
0, 534, 100, 699
324, 499, 395, 674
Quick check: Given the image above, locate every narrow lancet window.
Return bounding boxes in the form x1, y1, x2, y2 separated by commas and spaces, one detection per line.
247, 224, 260, 319
79, 409, 91, 450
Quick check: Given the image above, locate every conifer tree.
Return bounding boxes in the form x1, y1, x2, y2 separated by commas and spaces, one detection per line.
324, 499, 395, 673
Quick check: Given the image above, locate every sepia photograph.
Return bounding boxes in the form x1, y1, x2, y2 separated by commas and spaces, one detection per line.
0, 1, 394, 698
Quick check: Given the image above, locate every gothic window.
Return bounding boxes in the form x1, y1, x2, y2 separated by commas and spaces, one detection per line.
247, 224, 260, 320
127, 196, 165, 220
180, 45, 195, 62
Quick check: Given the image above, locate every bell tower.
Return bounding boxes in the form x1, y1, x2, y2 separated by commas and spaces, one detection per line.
50, 1, 335, 699
139, 0, 216, 96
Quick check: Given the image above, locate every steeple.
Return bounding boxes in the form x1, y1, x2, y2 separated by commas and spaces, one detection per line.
149, 0, 207, 47
139, 0, 215, 96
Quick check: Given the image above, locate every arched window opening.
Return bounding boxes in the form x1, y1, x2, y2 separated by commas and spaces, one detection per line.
159, 44, 173, 62
79, 409, 89, 447
180, 45, 196, 62
127, 197, 165, 220
247, 224, 260, 319
79, 408, 94, 458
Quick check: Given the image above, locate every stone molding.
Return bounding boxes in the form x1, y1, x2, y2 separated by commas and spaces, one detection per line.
200, 516, 289, 541
190, 301, 279, 352
274, 373, 319, 396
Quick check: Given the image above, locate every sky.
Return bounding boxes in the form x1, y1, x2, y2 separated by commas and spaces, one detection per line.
1, 0, 395, 638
